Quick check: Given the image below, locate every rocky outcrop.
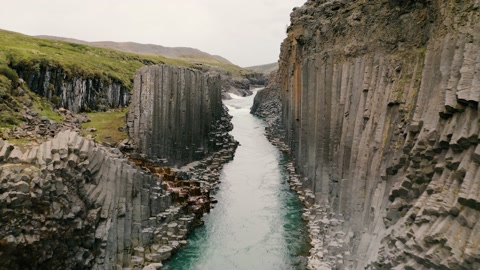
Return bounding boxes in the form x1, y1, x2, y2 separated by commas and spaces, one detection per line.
0, 128, 236, 269
255, 0, 480, 269
1, 107, 88, 142
12, 62, 130, 113
251, 71, 285, 143
0, 130, 174, 269
0, 61, 238, 269
218, 71, 265, 100
220, 75, 253, 99
128, 64, 231, 167
244, 72, 266, 86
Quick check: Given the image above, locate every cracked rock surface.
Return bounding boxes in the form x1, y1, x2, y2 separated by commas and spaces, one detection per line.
1, 64, 237, 269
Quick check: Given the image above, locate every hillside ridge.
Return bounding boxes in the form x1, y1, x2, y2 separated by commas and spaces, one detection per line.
36, 35, 233, 65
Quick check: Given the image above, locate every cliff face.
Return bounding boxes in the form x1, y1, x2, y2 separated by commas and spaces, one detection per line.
13, 63, 130, 113
1, 63, 237, 269
261, 0, 480, 269
128, 65, 229, 167
251, 71, 285, 142
0, 130, 179, 269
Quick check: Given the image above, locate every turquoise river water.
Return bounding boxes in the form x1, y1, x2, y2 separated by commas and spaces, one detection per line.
163, 90, 309, 270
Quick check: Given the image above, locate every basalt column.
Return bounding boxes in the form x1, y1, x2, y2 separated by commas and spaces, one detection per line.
128, 65, 223, 167
13, 63, 130, 113
274, 0, 480, 269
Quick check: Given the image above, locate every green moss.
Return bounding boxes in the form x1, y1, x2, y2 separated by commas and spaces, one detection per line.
0, 64, 18, 83
8, 138, 31, 147
81, 109, 128, 145
0, 110, 21, 127
417, 45, 427, 55
0, 30, 175, 88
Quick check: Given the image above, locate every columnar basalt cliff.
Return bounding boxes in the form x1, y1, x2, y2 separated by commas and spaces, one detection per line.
0, 131, 180, 269
1, 63, 237, 269
254, 0, 480, 269
128, 65, 229, 167
13, 63, 130, 113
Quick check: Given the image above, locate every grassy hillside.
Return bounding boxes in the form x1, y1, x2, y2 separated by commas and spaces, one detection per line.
37, 35, 233, 66
0, 65, 61, 130
0, 29, 251, 89
0, 29, 189, 89
245, 62, 278, 74
0, 29, 253, 143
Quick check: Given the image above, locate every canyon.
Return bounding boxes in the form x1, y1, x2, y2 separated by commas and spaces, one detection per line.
0, 64, 239, 269
1, 0, 480, 269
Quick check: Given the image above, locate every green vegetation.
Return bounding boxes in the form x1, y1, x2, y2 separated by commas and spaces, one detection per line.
245, 62, 278, 74
0, 69, 61, 129
0, 66, 23, 128
0, 64, 19, 82
31, 94, 63, 123
8, 138, 31, 149
0, 29, 184, 88
0, 28, 254, 141
0, 29, 252, 88
81, 109, 128, 145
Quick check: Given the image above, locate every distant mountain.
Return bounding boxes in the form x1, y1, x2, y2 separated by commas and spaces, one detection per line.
36, 35, 232, 65
245, 62, 278, 74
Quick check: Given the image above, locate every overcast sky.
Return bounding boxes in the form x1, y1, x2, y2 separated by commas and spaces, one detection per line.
0, 0, 306, 67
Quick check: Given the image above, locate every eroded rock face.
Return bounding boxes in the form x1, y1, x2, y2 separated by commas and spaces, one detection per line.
0, 129, 236, 269
0, 131, 175, 269
13, 63, 130, 113
256, 0, 480, 269
0, 61, 238, 269
127, 65, 229, 167
220, 75, 253, 99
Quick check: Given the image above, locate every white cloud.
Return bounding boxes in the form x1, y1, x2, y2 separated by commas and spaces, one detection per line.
0, 0, 306, 66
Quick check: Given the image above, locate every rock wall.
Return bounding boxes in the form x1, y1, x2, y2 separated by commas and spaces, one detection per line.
0, 130, 236, 270
0, 130, 181, 269
0, 61, 238, 269
220, 75, 254, 99
128, 65, 226, 167
251, 71, 284, 141
13, 63, 130, 113
259, 0, 480, 269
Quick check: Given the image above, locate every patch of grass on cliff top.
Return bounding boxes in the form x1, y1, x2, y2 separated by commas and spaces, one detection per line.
0, 29, 250, 87
81, 109, 128, 145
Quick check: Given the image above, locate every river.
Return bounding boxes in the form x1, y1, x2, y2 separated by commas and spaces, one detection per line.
163, 89, 309, 270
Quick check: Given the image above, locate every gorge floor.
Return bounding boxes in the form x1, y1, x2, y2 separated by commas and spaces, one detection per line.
163, 90, 310, 270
